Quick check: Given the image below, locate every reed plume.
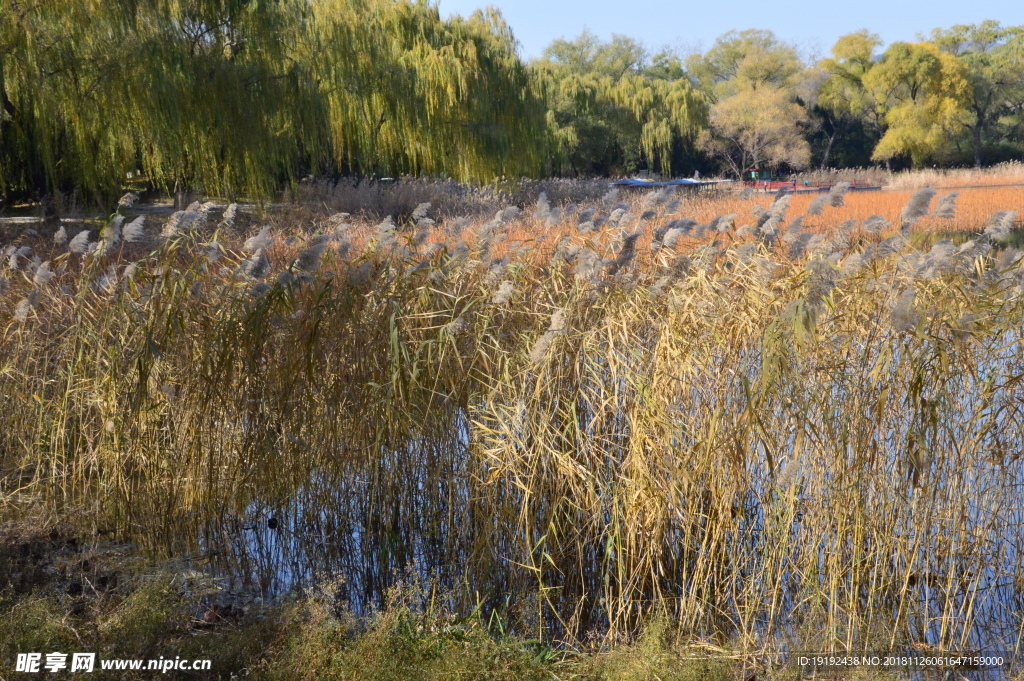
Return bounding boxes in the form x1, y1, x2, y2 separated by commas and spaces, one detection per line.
890, 287, 918, 332
900, 187, 937, 227
826, 181, 851, 207
861, 215, 889, 233
807, 193, 828, 215
933, 191, 959, 219
240, 249, 271, 279
123, 216, 146, 243
244, 226, 274, 253
295, 242, 328, 273
68, 230, 92, 255
32, 261, 54, 287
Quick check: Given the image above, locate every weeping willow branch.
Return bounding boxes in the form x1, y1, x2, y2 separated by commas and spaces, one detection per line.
0, 0, 551, 203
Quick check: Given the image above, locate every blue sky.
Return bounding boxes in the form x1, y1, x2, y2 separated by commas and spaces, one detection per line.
436, 0, 1024, 60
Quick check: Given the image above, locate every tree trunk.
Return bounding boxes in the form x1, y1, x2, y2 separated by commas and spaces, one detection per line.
820, 131, 837, 170
973, 120, 983, 169
0, 60, 19, 136
174, 180, 186, 210
0, 60, 16, 120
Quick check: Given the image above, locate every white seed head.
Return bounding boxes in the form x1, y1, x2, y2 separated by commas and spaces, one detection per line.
933, 192, 958, 219
826, 182, 851, 207
861, 215, 889, 233
118, 192, 139, 209
891, 287, 918, 332
492, 280, 514, 304
241, 249, 271, 279
14, 291, 39, 322
295, 242, 328, 273
123, 216, 146, 243
533, 193, 552, 222
68, 230, 92, 255
243, 225, 274, 253
900, 188, 937, 226
199, 241, 222, 263
529, 329, 556, 366
33, 261, 55, 286
807, 194, 828, 216
412, 202, 432, 221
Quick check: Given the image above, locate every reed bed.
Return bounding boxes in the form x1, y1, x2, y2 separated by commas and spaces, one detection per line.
794, 162, 1024, 192
603, 186, 1024, 238
1, 185, 1024, 663
885, 162, 1024, 190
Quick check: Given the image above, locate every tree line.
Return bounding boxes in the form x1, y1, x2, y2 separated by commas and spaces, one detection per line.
0, 0, 546, 203
1, 0, 1022, 204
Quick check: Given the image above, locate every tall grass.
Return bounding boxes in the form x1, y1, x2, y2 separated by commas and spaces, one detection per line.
794, 161, 1024, 192
1, 185, 1023, 660
885, 161, 1024, 190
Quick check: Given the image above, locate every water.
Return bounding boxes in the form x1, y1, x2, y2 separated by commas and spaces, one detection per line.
179, 338, 1024, 675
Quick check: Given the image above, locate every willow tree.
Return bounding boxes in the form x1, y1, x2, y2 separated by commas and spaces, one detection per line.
1, 0, 547, 203
0, 0, 321, 203
300, 1, 547, 182
533, 31, 706, 176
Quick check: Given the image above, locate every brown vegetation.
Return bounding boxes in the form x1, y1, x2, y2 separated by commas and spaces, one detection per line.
2, 172, 1023, 667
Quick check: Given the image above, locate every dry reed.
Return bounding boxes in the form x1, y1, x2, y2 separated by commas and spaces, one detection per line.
1, 178, 1024, 662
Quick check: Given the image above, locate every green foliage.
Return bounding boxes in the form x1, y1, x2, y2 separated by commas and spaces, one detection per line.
0, 562, 736, 681
811, 31, 884, 167
3, 9, 1024, 204
101, 581, 194, 657
0, 596, 79, 656
0, 0, 320, 203
930, 21, 1024, 166
0, 0, 549, 204
685, 29, 803, 101
303, 1, 547, 182
531, 31, 707, 176
542, 30, 649, 80
260, 586, 560, 681
803, 25, 1024, 169
554, 616, 734, 681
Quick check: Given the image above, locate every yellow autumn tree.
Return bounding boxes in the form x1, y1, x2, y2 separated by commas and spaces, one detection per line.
699, 85, 811, 177
864, 42, 973, 166
689, 30, 810, 176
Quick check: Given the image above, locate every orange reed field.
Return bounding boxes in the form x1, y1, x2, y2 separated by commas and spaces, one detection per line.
428, 185, 1024, 265
153, 170, 1023, 271
682, 185, 1024, 234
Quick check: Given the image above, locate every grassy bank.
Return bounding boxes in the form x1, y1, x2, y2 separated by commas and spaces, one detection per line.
2, 522, 747, 680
